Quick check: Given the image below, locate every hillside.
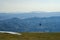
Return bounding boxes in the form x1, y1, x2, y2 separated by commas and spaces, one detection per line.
0, 33, 60, 40
0, 16, 60, 32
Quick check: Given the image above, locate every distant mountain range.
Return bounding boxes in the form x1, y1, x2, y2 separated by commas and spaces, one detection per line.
0, 12, 60, 32
0, 12, 60, 20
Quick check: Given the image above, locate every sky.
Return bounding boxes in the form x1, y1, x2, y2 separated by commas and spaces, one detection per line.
0, 0, 60, 12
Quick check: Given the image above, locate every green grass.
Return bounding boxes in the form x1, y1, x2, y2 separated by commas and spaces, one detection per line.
0, 33, 60, 40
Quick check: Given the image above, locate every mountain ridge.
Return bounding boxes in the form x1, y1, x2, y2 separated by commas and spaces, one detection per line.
0, 16, 60, 32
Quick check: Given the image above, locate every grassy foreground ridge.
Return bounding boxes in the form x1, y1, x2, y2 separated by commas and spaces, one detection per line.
0, 33, 60, 40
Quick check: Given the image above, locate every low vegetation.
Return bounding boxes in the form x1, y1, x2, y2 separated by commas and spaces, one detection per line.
0, 33, 60, 40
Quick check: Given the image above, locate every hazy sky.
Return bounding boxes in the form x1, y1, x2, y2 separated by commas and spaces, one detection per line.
0, 0, 60, 12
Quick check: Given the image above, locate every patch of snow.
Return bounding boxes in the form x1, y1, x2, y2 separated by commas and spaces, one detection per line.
0, 31, 21, 35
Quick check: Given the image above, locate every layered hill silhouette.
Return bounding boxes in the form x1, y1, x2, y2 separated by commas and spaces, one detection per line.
0, 15, 60, 32
0, 12, 60, 20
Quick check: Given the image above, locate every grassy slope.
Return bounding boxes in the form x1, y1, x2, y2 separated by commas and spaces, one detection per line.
0, 33, 60, 40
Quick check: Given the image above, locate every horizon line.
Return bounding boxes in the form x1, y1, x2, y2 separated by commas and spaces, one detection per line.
0, 11, 60, 13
